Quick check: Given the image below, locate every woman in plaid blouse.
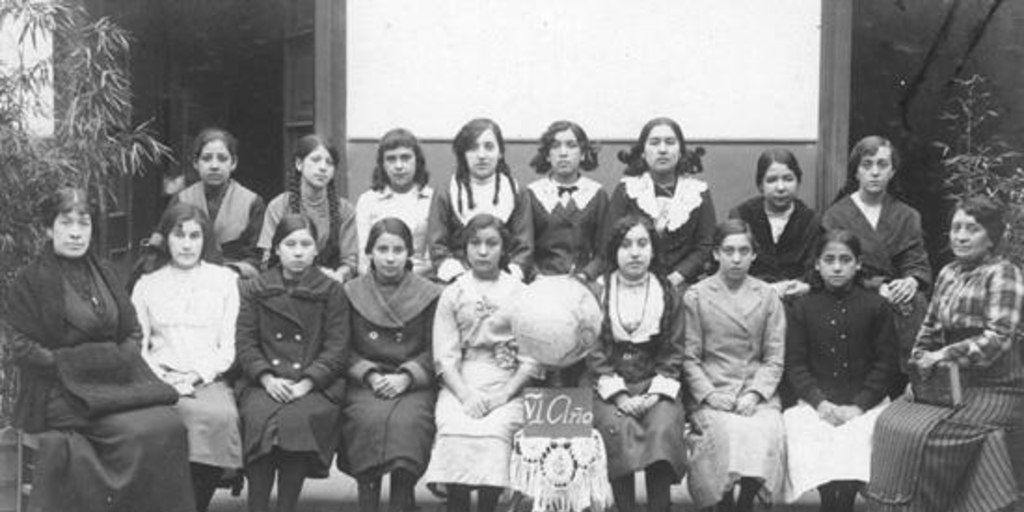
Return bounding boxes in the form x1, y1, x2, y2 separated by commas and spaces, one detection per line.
866, 195, 1024, 512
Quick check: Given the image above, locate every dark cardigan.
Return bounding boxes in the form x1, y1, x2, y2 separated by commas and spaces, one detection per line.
6, 248, 140, 432
729, 196, 822, 283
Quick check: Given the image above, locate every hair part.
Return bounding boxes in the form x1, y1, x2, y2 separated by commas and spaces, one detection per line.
955, 195, 1007, 248
529, 120, 600, 174
618, 117, 704, 177
268, 213, 320, 269
372, 128, 430, 192
755, 148, 802, 188
809, 229, 865, 290
452, 118, 517, 213
835, 135, 902, 202
39, 185, 95, 227
147, 202, 222, 271
603, 215, 661, 274
288, 134, 342, 267
458, 213, 513, 271
191, 127, 239, 163
365, 217, 415, 272
712, 218, 757, 252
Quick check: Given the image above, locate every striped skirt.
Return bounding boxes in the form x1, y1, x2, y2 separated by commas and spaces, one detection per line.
867, 387, 1024, 512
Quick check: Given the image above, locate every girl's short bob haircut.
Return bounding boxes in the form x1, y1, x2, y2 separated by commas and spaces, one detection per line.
754, 148, 803, 189
268, 213, 320, 269
371, 128, 430, 192
458, 213, 512, 272
364, 217, 415, 272
529, 120, 600, 174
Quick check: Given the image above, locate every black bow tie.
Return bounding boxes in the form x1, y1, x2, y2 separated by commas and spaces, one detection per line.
557, 185, 578, 197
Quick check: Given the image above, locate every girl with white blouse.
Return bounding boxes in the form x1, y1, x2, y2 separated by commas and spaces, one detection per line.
131, 202, 243, 512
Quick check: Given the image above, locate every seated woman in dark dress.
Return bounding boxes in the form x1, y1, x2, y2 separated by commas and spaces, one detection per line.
7, 186, 193, 512
236, 213, 349, 512
729, 148, 820, 300
338, 217, 442, 512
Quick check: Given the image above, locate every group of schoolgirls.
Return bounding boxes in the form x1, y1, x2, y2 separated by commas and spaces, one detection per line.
133, 118, 926, 512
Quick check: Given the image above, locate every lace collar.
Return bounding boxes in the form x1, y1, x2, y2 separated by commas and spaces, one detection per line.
622, 174, 707, 232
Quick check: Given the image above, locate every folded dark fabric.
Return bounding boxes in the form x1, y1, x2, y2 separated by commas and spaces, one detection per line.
54, 341, 178, 417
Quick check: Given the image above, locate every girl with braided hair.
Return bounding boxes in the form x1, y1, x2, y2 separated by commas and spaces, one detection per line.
258, 134, 358, 282
427, 118, 533, 282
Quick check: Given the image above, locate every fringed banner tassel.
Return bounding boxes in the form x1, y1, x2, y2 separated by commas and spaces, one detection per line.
510, 430, 613, 512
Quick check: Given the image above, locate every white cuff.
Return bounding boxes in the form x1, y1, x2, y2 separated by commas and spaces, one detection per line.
596, 374, 628, 400
648, 374, 681, 399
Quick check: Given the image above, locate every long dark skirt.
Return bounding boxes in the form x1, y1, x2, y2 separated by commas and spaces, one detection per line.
237, 386, 342, 478
591, 384, 688, 481
32, 391, 194, 512
337, 386, 437, 478
868, 386, 1024, 512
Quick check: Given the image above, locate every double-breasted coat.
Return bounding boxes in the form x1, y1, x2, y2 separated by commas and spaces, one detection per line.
337, 273, 442, 479
235, 266, 348, 475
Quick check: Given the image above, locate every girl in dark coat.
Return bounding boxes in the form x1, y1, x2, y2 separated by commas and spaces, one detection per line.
7, 186, 192, 512
339, 217, 443, 512
236, 213, 349, 512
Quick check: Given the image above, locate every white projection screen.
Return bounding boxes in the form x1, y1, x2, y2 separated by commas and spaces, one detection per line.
348, 0, 821, 141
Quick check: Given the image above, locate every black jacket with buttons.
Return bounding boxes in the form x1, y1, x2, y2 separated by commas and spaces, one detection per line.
235, 266, 349, 403
783, 285, 898, 410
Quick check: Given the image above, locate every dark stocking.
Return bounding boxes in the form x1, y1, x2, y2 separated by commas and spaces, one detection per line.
191, 463, 223, 512
358, 475, 382, 512
245, 457, 275, 512
477, 485, 502, 512
818, 482, 838, 512
274, 452, 308, 512
611, 474, 637, 512
644, 463, 674, 512
446, 484, 471, 512
389, 469, 417, 512
717, 488, 736, 512
834, 480, 861, 512
736, 477, 762, 512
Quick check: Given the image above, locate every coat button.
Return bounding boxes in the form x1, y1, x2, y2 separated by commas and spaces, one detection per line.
272, 359, 280, 365
292, 363, 301, 370
294, 334, 302, 341
396, 332, 404, 343
840, 334, 847, 340
275, 333, 283, 340
369, 331, 379, 340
